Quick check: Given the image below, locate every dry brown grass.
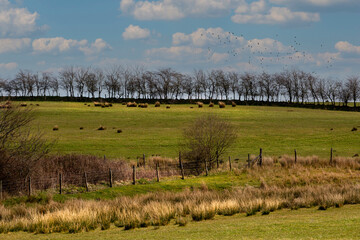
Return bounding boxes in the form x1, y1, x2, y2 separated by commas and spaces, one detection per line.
197, 102, 203, 108
209, 102, 214, 107
155, 101, 161, 107
1, 181, 360, 233
1, 154, 360, 233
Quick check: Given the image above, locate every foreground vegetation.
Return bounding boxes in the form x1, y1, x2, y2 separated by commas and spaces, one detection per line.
2, 205, 360, 240
24, 101, 360, 159
1, 156, 360, 236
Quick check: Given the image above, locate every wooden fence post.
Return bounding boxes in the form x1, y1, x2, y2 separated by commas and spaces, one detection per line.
132, 165, 136, 185
247, 154, 250, 168
143, 154, 146, 167
0, 180, 2, 200
28, 177, 31, 196
259, 148, 263, 166
156, 163, 160, 182
84, 172, 89, 192
205, 160, 209, 176
216, 151, 219, 169
229, 156, 232, 171
179, 152, 185, 180
109, 168, 113, 188
59, 173, 62, 195
330, 148, 333, 164
294, 149, 297, 164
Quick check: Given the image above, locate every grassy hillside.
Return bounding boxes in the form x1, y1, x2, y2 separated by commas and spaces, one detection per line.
25, 101, 360, 159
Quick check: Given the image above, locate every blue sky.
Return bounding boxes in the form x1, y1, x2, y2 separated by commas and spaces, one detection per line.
0, 0, 359, 80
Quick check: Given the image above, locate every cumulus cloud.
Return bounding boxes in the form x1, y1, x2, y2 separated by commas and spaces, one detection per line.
32, 37, 87, 53
32, 37, 111, 55
335, 41, 360, 55
0, 62, 18, 70
270, 0, 360, 11
172, 27, 245, 47
122, 24, 150, 40
79, 38, 111, 55
0, 0, 46, 37
246, 38, 290, 53
0, 38, 31, 54
120, 0, 322, 25
120, 0, 245, 20
232, 0, 320, 25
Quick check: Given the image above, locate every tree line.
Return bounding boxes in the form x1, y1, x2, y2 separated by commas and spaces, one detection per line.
0, 66, 359, 107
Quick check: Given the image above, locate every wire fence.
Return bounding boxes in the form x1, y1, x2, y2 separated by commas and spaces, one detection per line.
2, 148, 347, 198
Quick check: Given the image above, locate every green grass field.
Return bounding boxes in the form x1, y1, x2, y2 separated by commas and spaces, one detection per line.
25, 101, 360, 159
2, 205, 360, 240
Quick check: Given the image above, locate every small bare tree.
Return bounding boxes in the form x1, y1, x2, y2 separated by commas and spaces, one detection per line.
181, 114, 237, 173
0, 104, 51, 193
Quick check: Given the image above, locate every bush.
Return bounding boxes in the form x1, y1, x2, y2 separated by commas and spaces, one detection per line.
181, 114, 237, 172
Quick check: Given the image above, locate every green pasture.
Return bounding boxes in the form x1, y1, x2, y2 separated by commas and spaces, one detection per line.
24, 101, 359, 159
3, 205, 360, 240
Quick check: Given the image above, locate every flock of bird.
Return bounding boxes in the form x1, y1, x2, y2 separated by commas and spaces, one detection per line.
199, 30, 336, 70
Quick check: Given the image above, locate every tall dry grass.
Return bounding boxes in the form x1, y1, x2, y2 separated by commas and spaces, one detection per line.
1, 154, 360, 234
1, 183, 360, 233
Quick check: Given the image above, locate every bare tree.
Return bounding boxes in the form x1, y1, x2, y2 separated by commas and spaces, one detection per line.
193, 69, 206, 99
228, 72, 239, 100
0, 104, 51, 193
75, 67, 89, 98
182, 74, 194, 100
182, 114, 237, 172
59, 66, 76, 97
346, 76, 360, 108
40, 72, 53, 97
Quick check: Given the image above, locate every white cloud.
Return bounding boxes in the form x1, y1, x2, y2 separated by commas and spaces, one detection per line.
335, 41, 360, 55
32, 37, 87, 53
270, 0, 360, 10
172, 27, 245, 47
0, 38, 31, 54
32, 37, 110, 55
79, 38, 111, 55
247, 38, 290, 53
122, 25, 150, 40
0, 62, 17, 70
232, 6, 320, 25
0, 0, 45, 37
120, 0, 246, 20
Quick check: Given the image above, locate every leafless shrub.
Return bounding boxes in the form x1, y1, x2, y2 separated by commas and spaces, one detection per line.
181, 114, 237, 172
0, 104, 51, 194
